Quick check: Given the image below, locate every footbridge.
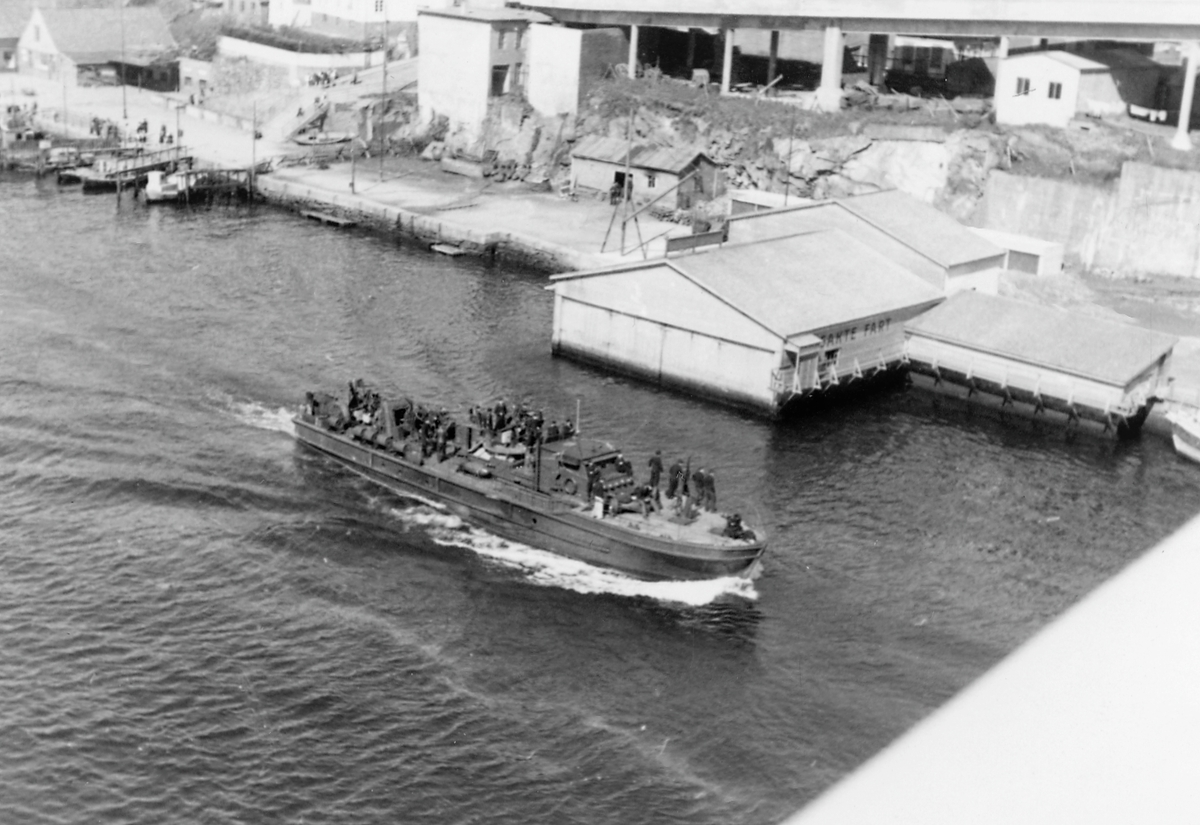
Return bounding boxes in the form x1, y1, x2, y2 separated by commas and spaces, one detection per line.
521, 0, 1200, 145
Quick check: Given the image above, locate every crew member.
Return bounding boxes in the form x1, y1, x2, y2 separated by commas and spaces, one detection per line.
666, 458, 682, 501
703, 470, 716, 511
648, 450, 663, 492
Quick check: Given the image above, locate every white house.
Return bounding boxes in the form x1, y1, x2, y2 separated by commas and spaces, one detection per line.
417, 5, 549, 142
994, 49, 1162, 128
16, 7, 176, 87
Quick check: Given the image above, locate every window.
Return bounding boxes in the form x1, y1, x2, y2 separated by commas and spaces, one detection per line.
1048, 81, 1062, 100
33, 24, 39, 42
929, 47, 943, 72
1016, 77, 1031, 96
374, 0, 383, 12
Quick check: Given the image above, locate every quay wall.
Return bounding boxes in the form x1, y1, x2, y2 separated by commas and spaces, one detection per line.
252, 176, 598, 273
981, 162, 1200, 280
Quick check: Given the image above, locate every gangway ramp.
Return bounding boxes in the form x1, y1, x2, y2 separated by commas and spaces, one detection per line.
904, 292, 1177, 434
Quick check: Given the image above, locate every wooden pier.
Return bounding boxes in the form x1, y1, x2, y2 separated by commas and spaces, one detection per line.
77, 145, 192, 191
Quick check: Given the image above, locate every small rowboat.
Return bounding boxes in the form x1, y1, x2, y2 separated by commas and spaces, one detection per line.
1165, 408, 1200, 464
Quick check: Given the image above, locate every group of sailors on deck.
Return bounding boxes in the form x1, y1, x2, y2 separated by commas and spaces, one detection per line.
467, 400, 574, 448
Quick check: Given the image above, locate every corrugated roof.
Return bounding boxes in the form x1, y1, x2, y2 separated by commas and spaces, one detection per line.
668, 230, 944, 338
904, 291, 1177, 386
572, 134, 632, 165
836, 191, 1006, 269
35, 7, 175, 61
571, 134, 710, 174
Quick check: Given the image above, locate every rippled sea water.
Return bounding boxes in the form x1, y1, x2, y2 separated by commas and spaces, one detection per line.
2, 175, 1198, 824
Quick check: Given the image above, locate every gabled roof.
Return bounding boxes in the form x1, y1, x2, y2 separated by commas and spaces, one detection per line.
905, 291, 1177, 387
835, 191, 1006, 269
553, 230, 944, 339
1006, 48, 1161, 73
29, 7, 175, 62
571, 134, 712, 174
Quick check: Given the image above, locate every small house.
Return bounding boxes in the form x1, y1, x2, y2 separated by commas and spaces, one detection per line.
16, 7, 176, 88
548, 229, 944, 416
994, 49, 1162, 128
570, 134, 720, 210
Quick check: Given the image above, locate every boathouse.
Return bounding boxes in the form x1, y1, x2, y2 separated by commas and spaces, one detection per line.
570, 135, 720, 210
904, 291, 1177, 432
548, 229, 943, 415
725, 190, 1007, 295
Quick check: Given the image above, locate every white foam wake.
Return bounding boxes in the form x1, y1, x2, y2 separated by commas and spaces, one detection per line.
230, 400, 296, 436
383, 503, 758, 606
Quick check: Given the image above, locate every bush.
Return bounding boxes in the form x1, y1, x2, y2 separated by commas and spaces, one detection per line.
221, 24, 371, 54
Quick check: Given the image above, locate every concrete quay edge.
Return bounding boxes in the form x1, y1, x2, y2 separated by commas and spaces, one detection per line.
253, 175, 600, 274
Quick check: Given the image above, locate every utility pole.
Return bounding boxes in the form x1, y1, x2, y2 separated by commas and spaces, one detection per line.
250, 99, 256, 199
379, 1, 387, 182
784, 107, 795, 205
118, 0, 127, 124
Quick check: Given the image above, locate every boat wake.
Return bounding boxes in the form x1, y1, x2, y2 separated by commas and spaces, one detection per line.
229, 400, 296, 436
384, 502, 759, 606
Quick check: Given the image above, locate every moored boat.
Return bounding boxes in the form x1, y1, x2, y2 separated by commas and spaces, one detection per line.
292, 131, 353, 146
1165, 407, 1200, 464
291, 383, 766, 581
144, 169, 184, 202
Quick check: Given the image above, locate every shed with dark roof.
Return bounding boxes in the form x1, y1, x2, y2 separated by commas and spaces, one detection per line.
548, 229, 943, 415
570, 134, 720, 210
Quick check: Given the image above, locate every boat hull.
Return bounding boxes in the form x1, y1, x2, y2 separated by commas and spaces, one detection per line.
292, 417, 764, 581
1167, 410, 1200, 464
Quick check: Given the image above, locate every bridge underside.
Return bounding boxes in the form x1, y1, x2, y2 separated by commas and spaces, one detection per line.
519, 1, 1200, 40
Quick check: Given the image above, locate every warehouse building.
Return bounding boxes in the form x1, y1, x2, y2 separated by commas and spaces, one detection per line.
904, 291, 1176, 433
548, 229, 944, 416
725, 190, 1007, 295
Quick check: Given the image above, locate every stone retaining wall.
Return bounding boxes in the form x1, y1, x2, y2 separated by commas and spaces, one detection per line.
981, 162, 1200, 280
